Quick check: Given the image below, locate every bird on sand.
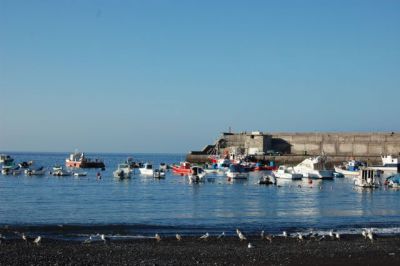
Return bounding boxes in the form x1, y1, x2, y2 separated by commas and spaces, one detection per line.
367, 229, 375, 242
335, 232, 341, 240
83, 235, 93, 244
247, 242, 254, 249
155, 233, 161, 242
260, 230, 264, 239
176, 233, 182, 241
33, 236, 41, 245
217, 232, 225, 239
361, 229, 368, 239
236, 229, 247, 241
297, 233, 304, 241
199, 232, 209, 240
282, 231, 288, 238
100, 234, 110, 243
329, 230, 334, 239
22, 233, 27, 242
265, 234, 273, 243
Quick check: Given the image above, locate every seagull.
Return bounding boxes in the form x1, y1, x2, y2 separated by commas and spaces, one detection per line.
22, 233, 27, 242
83, 235, 93, 244
260, 230, 265, 239
33, 236, 41, 245
361, 230, 367, 239
176, 233, 182, 241
367, 230, 375, 242
247, 242, 254, 249
317, 235, 325, 241
265, 234, 273, 243
199, 232, 209, 240
282, 231, 288, 238
329, 230, 334, 239
155, 233, 161, 242
100, 234, 110, 243
217, 232, 225, 239
236, 229, 246, 241
297, 233, 304, 241
335, 232, 341, 240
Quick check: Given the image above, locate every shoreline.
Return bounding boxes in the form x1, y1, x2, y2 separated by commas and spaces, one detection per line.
1, 236, 399, 265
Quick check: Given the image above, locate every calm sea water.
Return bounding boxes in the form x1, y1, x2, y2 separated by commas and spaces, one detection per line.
1, 152, 400, 239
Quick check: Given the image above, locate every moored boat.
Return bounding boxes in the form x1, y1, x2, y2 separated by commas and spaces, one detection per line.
334, 160, 365, 177
293, 156, 334, 179
354, 168, 380, 188
138, 163, 154, 176
113, 163, 131, 179
25, 166, 46, 176
65, 152, 105, 169
52, 166, 72, 176
226, 164, 249, 180
368, 155, 400, 174
172, 162, 192, 175
0, 154, 14, 165
188, 166, 206, 183
153, 169, 166, 179
258, 175, 276, 185
386, 174, 400, 188
273, 165, 303, 180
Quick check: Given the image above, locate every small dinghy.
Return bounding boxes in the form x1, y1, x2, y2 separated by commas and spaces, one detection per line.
258, 175, 276, 185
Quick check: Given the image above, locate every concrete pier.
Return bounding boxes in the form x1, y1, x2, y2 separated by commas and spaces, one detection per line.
187, 132, 400, 164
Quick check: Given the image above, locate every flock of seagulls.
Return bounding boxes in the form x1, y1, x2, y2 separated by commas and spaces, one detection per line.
0, 228, 378, 247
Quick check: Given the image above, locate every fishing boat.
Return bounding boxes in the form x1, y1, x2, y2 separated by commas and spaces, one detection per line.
0, 154, 14, 165
153, 169, 166, 179
226, 164, 249, 180
138, 163, 154, 176
293, 156, 334, 179
354, 168, 380, 188
273, 165, 303, 180
188, 166, 206, 183
334, 160, 365, 177
172, 162, 192, 175
113, 163, 131, 179
369, 155, 400, 173
25, 166, 46, 176
65, 152, 105, 169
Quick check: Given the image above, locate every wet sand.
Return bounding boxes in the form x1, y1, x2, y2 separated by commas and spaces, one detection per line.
0, 236, 399, 265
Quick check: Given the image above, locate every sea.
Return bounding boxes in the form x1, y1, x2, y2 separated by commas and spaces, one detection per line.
1, 152, 400, 240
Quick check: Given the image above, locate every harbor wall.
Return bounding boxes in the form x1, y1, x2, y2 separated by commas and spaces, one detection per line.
187, 132, 400, 164
270, 132, 400, 156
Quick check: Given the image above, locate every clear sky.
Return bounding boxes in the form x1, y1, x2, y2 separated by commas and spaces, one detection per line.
1, 0, 399, 153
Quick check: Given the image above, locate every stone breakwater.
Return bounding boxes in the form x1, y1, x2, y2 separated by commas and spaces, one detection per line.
188, 132, 400, 164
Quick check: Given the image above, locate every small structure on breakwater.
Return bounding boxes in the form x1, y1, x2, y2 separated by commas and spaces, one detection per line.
187, 131, 400, 164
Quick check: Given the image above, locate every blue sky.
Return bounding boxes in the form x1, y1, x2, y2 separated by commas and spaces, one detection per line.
1, 0, 399, 153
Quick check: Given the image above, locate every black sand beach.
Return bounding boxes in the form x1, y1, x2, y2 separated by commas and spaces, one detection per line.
0, 235, 399, 265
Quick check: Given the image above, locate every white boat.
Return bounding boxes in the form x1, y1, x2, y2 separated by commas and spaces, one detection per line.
354, 168, 380, 188
138, 163, 154, 176
153, 169, 166, 179
25, 166, 46, 176
113, 163, 132, 179
293, 156, 334, 179
52, 166, 72, 176
188, 166, 206, 183
1, 165, 13, 175
334, 160, 366, 177
369, 155, 399, 173
0, 154, 14, 164
273, 165, 303, 180
226, 164, 249, 180
11, 166, 22, 176
73, 172, 87, 177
